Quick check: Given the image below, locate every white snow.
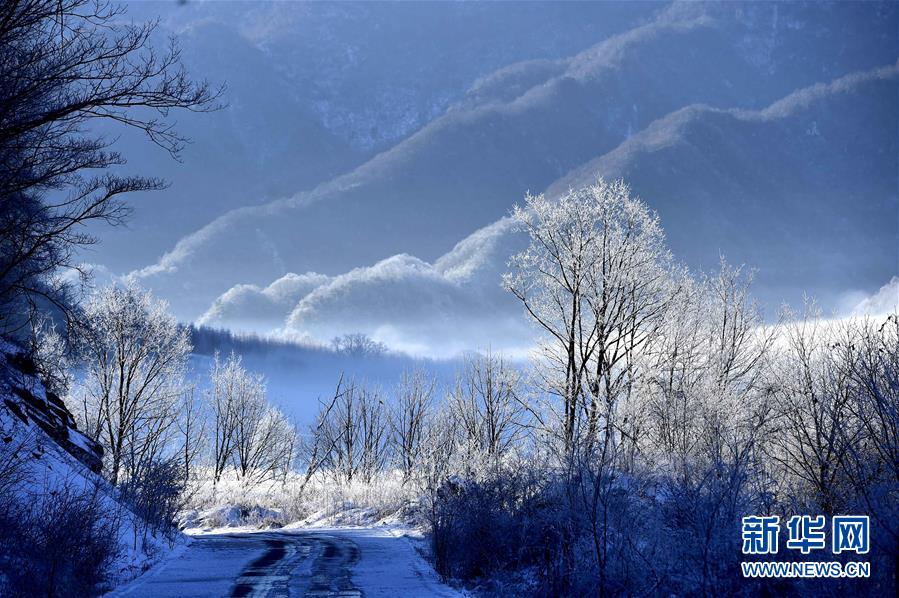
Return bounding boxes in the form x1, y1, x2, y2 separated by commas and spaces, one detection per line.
0, 347, 183, 590
322, 527, 463, 598
109, 526, 463, 597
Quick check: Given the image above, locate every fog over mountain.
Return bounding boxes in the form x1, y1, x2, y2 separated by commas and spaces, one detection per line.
85, 1, 897, 357
91, 0, 658, 272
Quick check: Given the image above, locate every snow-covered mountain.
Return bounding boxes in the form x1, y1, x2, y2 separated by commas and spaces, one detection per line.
93, 1, 658, 274
93, 1, 898, 356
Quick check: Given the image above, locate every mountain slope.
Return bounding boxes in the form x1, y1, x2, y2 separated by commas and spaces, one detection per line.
96, 1, 659, 274
198, 62, 897, 353
550, 62, 898, 305
132, 2, 898, 320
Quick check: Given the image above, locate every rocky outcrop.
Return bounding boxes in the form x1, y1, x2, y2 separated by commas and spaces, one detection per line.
0, 345, 103, 474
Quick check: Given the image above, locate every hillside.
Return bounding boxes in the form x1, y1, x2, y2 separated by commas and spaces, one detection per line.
0, 343, 181, 593
95, 0, 658, 275
193, 62, 897, 352
131, 1, 898, 323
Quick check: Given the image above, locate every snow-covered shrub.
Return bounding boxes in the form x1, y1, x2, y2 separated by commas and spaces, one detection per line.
0, 480, 121, 597
182, 468, 416, 529
120, 457, 186, 544
427, 465, 570, 592
187, 504, 285, 529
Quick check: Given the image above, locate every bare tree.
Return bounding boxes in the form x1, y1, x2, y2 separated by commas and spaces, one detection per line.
73, 282, 190, 485
838, 314, 899, 576
331, 333, 387, 357
450, 351, 525, 465
294, 376, 347, 497
322, 380, 359, 483
357, 386, 389, 483
175, 385, 207, 486
766, 304, 856, 515
390, 369, 435, 484
0, 0, 220, 333
320, 380, 388, 484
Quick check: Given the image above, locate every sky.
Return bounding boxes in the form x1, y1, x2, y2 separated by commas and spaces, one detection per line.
81, 1, 898, 359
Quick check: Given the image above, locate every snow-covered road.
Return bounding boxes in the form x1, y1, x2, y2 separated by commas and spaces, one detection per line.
108, 528, 461, 597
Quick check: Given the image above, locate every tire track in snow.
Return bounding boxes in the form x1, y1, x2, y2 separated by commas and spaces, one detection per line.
305, 534, 362, 597
230, 534, 311, 597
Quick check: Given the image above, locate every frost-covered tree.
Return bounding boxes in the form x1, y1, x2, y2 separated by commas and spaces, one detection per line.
228, 369, 267, 481
28, 315, 73, 395
641, 260, 775, 470
505, 178, 674, 452
450, 351, 524, 465
232, 401, 295, 488
838, 314, 899, 581
322, 382, 361, 484
504, 186, 595, 450
641, 271, 707, 462
207, 352, 247, 484
390, 369, 435, 483
74, 282, 191, 485
205, 351, 297, 487
576, 180, 673, 452
767, 303, 862, 516
321, 380, 389, 484
175, 386, 206, 486
634, 262, 775, 593
294, 376, 347, 497
420, 401, 461, 490
356, 387, 389, 484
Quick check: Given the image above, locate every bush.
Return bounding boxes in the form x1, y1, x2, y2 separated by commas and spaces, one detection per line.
0, 481, 121, 597
427, 464, 668, 596
120, 458, 185, 545
428, 467, 581, 595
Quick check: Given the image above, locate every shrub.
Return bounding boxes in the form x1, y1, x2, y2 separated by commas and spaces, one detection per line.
0, 481, 121, 597
428, 467, 575, 593
120, 458, 185, 545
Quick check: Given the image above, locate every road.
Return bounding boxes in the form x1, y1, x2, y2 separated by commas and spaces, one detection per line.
109, 528, 461, 597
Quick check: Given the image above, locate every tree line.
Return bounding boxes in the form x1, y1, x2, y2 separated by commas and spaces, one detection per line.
425, 178, 898, 596
39, 280, 529, 496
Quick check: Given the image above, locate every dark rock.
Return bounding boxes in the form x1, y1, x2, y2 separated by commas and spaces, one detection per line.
1, 345, 104, 474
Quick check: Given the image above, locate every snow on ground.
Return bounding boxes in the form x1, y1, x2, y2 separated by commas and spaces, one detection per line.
0, 344, 183, 589
113, 470, 460, 596
329, 527, 461, 597
109, 526, 463, 597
